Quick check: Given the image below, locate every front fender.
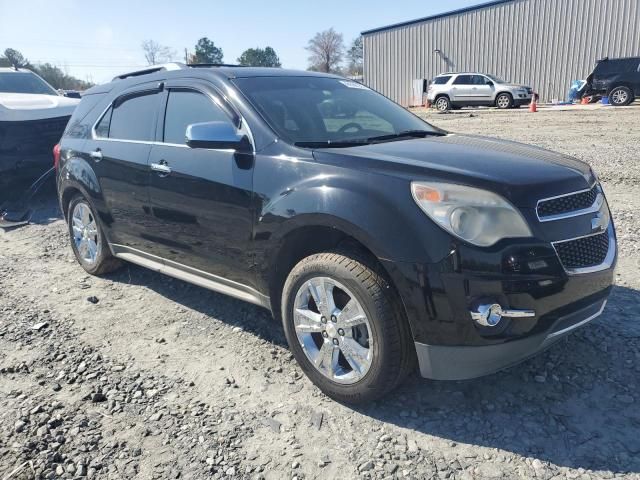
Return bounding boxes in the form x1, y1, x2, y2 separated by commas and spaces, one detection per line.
256, 169, 453, 265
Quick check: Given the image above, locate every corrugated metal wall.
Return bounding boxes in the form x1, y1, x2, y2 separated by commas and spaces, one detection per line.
363, 0, 640, 105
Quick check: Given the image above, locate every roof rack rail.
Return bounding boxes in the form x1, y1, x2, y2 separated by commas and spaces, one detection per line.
112, 63, 185, 81
187, 63, 247, 68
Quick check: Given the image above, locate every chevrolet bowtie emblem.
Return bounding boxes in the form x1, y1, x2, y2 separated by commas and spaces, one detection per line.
591, 212, 606, 232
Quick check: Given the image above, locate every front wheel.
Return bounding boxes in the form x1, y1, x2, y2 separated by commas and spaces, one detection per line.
609, 86, 633, 106
496, 93, 513, 109
281, 252, 415, 404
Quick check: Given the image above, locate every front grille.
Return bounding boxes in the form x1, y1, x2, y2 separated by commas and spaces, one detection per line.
537, 185, 599, 219
554, 230, 609, 270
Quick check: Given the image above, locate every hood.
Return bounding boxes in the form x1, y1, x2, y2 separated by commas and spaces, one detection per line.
312, 134, 594, 208
503, 83, 530, 90
0, 93, 79, 122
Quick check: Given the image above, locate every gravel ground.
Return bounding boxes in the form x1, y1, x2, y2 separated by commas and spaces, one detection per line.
1, 105, 639, 480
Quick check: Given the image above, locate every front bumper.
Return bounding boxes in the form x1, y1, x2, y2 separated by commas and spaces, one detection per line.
513, 96, 532, 106
415, 295, 608, 380
381, 207, 617, 381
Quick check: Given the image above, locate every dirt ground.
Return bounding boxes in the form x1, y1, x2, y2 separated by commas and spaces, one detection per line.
1, 105, 639, 480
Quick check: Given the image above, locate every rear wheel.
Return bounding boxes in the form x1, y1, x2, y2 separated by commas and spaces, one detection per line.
281, 251, 415, 404
434, 96, 451, 112
496, 93, 513, 109
67, 195, 122, 275
609, 86, 633, 106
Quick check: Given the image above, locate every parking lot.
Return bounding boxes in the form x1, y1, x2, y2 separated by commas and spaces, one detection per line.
1, 106, 639, 480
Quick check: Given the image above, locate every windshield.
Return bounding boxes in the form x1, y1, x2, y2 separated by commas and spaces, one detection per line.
233, 76, 440, 146
485, 74, 506, 84
0, 71, 58, 95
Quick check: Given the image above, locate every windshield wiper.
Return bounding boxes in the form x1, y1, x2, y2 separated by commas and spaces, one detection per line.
294, 140, 370, 149
366, 130, 446, 143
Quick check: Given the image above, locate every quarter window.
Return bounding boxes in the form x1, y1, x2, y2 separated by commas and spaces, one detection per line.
163, 90, 231, 145
432, 76, 451, 85
109, 92, 159, 141
94, 107, 112, 138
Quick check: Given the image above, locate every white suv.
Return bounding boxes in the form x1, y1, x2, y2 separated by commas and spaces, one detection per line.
427, 73, 533, 112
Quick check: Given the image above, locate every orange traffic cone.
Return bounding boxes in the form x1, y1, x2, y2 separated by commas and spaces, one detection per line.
529, 93, 538, 113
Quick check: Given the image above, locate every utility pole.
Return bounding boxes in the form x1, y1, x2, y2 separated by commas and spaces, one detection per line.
184, 48, 189, 64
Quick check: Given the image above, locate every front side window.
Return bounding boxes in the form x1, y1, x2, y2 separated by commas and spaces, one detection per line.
163, 90, 231, 145
485, 74, 506, 84
109, 92, 159, 141
233, 76, 438, 146
0, 71, 58, 95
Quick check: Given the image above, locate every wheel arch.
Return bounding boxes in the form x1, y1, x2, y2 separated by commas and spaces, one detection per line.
494, 91, 514, 106
265, 220, 419, 346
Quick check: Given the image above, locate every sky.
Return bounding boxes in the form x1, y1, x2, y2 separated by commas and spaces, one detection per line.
0, 0, 481, 84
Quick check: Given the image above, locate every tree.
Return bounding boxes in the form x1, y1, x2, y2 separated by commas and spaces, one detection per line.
346, 36, 363, 76
306, 28, 344, 73
141, 39, 174, 65
35, 63, 93, 90
3, 48, 31, 68
237, 46, 281, 67
192, 37, 223, 64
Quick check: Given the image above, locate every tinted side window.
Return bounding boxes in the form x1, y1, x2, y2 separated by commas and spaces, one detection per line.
163, 90, 231, 145
471, 75, 487, 85
433, 76, 451, 85
95, 107, 112, 138
453, 75, 473, 85
109, 92, 159, 141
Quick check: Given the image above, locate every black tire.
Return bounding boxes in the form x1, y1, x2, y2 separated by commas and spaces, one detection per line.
281, 251, 416, 404
434, 96, 451, 112
609, 86, 633, 106
67, 194, 122, 275
495, 92, 513, 109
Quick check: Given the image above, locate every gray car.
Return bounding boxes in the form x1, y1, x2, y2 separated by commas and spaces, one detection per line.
427, 72, 533, 111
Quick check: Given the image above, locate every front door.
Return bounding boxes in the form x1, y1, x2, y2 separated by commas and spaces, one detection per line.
146, 84, 256, 287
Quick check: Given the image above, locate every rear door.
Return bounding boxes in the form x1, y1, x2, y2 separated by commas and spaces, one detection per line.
145, 80, 256, 286
83, 83, 162, 251
450, 75, 475, 102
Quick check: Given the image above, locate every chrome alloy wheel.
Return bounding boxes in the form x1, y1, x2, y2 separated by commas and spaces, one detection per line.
293, 277, 374, 384
496, 94, 511, 108
611, 88, 629, 105
435, 97, 449, 111
71, 202, 100, 265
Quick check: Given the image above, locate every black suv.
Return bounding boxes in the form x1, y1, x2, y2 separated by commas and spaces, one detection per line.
584, 57, 640, 106
56, 64, 616, 403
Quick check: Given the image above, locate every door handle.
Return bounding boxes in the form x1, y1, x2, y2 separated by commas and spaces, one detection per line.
89, 149, 102, 161
151, 162, 172, 175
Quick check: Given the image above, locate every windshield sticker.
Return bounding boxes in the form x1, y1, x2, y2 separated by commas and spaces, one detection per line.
339, 80, 369, 90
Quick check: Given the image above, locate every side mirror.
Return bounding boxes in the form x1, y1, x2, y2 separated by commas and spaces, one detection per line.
186, 121, 251, 151
485, 80, 494, 86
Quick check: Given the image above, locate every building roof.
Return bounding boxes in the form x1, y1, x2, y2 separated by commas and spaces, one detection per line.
361, 0, 515, 35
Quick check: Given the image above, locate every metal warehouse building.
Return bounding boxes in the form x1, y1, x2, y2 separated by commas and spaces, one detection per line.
362, 0, 640, 106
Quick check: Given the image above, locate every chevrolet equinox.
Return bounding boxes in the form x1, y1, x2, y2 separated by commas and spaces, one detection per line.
56, 64, 616, 403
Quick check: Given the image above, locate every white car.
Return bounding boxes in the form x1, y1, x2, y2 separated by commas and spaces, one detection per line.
427, 72, 533, 112
0, 67, 79, 187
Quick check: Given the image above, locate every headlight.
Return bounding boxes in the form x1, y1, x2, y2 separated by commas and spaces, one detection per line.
411, 182, 532, 247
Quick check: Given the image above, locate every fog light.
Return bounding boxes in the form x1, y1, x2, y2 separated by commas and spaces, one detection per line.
470, 303, 536, 327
